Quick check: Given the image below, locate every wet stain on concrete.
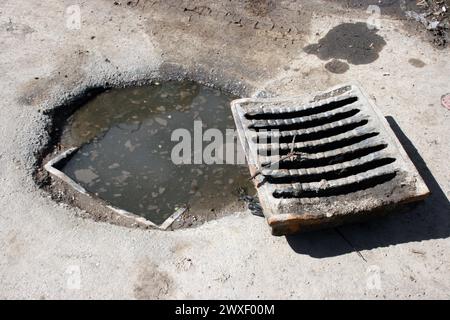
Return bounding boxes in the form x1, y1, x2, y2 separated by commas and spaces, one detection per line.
324, 59, 350, 74
143, 0, 313, 88
5, 231, 25, 265
2, 20, 35, 36
134, 261, 172, 299
408, 58, 426, 68
18, 49, 89, 106
304, 22, 387, 65
325, 0, 420, 19
244, 0, 276, 17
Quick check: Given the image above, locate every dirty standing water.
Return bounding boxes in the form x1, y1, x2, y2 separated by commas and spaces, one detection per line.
59, 81, 254, 226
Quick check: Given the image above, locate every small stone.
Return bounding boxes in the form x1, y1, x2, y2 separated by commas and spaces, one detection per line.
155, 117, 168, 126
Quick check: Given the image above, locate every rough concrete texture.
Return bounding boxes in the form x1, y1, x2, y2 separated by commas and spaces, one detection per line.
0, 0, 449, 299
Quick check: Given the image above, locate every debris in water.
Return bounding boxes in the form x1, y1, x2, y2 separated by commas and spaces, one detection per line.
57, 81, 255, 226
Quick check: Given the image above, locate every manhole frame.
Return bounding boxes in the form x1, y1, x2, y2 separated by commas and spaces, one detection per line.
44, 147, 186, 230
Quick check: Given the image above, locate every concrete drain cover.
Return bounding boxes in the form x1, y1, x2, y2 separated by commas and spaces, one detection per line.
232, 83, 430, 235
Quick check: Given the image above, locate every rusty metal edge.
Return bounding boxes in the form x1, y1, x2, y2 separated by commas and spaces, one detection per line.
44, 148, 185, 231
267, 191, 430, 236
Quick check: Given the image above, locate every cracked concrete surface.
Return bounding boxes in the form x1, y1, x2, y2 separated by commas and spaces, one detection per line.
0, 0, 449, 299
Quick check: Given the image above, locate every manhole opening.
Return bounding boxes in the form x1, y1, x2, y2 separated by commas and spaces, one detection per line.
43, 81, 255, 230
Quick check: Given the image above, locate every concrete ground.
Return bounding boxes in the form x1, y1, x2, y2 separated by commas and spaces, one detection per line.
0, 0, 449, 299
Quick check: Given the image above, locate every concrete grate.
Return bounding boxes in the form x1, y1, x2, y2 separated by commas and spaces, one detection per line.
231, 83, 430, 235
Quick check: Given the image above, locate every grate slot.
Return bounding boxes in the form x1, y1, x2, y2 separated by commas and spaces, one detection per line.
275, 143, 389, 169
258, 136, 385, 166
249, 106, 361, 131
284, 132, 379, 155
258, 127, 380, 156
277, 119, 369, 144
253, 115, 370, 141
245, 96, 358, 120
254, 117, 370, 144
272, 167, 398, 199
263, 157, 396, 184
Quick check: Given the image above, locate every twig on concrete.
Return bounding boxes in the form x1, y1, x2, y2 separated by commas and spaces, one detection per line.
249, 134, 302, 180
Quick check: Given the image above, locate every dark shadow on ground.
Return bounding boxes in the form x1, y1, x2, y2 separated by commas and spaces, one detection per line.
286, 116, 450, 258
